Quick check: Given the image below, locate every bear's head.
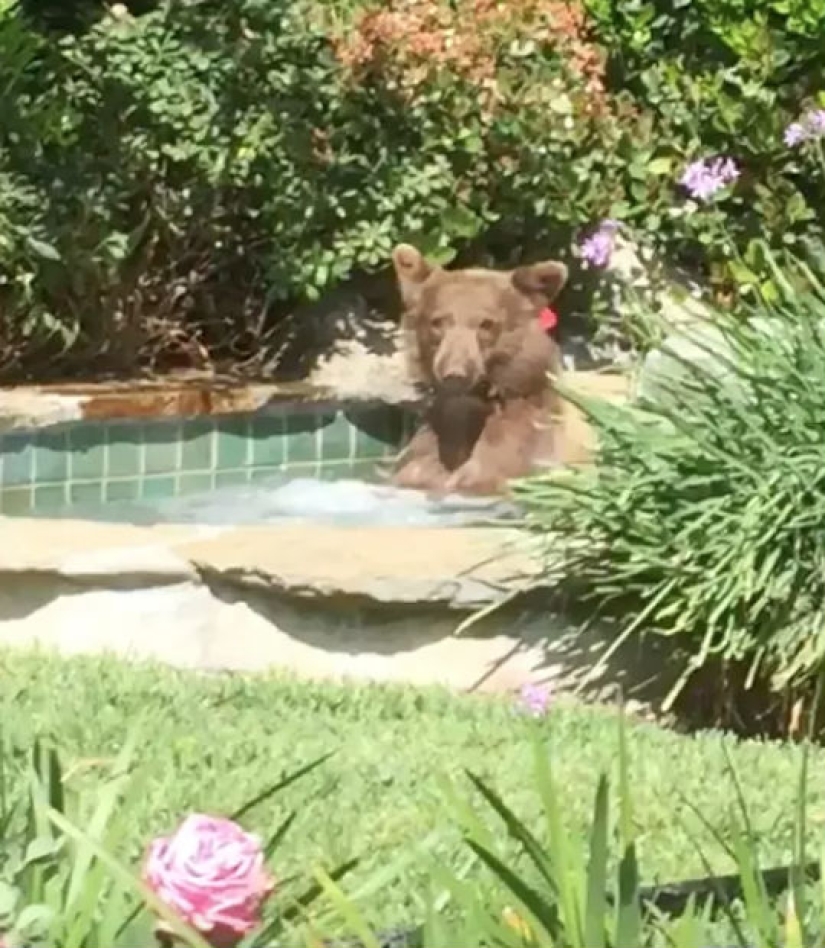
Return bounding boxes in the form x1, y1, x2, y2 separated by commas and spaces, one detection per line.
391, 244, 568, 400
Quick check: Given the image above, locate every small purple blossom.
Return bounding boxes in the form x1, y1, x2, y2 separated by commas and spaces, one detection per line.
517, 682, 553, 717
783, 108, 825, 147
579, 218, 620, 268
679, 157, 740, 201
784, 122, 807, 147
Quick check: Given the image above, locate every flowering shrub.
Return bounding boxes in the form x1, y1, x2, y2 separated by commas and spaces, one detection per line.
583, 0, 825, 298
579, 219, 620, 269
332, 0, 607, 114
0, 0, 635, 380
784, 108, 825, 147
0, 0, 823, 379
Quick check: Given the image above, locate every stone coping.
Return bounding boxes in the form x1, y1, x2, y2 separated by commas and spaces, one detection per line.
0, 378, 403, 433
0, 513, 673, 707
0, 517, 551, 610
0, 369, 630, 432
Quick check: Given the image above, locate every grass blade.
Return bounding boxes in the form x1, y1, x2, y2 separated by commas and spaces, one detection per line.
230, 752, 334, 822
46, 806, 214, 948
584, 775, 609, 948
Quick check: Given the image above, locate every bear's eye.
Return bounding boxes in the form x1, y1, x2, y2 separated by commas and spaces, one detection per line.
479, 318, 496, 333
430, 315, 446, 332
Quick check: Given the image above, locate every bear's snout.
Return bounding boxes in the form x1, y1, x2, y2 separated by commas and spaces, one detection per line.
431, 326, 485, 391
437, 374, 476, 396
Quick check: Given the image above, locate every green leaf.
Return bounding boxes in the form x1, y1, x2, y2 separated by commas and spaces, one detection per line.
616, 708, 634, 847
613, 842, 641, 948
0, 880, 19, 918
441, 204, 482, 240
465, 771, 558, 892
310, 867, 381, 948
14, 902, 54, 937
584, 775, 609, 948
22, 835, 60, 868
787, 741, 810, 948
230, 752, 334, 822
759, 279, 780, 303
464, 838, 561, 937
25, 237, 61, 261
647, 156, 673, 176
532, 738, 585, 944
728, 259, 759, 286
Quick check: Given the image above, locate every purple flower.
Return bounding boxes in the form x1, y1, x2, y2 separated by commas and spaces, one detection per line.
517, 682, 553, 717
784, 122, 807, 147
679, 157, 739, 201
783, 108, 825, 147
579, 218, 620, 268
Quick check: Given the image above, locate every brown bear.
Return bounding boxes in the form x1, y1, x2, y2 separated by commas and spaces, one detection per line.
389, 243, 569, 496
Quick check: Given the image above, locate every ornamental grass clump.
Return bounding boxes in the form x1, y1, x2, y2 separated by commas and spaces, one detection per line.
513, 249, 825, 710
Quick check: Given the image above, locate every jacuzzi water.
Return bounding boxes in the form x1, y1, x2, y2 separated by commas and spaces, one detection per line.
30, 475, 520, 527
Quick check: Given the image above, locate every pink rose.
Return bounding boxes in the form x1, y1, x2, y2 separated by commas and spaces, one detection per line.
142, 813, 275, 947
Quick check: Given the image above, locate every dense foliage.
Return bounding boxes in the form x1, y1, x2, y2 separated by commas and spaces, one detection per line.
0, 0, 823, 379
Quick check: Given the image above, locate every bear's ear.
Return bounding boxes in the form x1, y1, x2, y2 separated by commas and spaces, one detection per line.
391, 244, 435, 306
511, 260, 568, 306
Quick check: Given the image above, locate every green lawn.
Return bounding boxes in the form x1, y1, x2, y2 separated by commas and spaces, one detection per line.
1, 649, 821, 934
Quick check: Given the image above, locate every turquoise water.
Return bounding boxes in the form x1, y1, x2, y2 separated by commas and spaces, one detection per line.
27, 474, 518, 527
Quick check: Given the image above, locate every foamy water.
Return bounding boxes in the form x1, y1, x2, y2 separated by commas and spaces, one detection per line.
33, 476, 518, 527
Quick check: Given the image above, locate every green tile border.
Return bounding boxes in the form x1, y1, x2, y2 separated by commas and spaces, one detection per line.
0, 400, 420, 517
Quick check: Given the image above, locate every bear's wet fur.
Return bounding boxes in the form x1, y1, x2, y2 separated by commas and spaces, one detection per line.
389, 243, 568, 496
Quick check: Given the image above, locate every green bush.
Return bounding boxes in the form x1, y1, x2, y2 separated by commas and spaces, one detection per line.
0, 0, 824, 380
2, 0, 361, 377
513, 248, 825, 710
0, 0, 633, 379
583, 0, 825, 291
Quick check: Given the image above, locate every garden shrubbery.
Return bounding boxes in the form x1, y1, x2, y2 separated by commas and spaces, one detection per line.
0, 0, 823, 380
0, 0, 625, 379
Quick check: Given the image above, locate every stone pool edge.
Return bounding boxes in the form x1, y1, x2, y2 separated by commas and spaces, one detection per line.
0, 378, 422, 433
0, 517, 550, 610
0, 370, 630, 431
0, 515, 673, 709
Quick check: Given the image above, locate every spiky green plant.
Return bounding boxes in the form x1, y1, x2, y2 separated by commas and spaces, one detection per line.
513, 248, 825, 710
427, 715, 825, 948
330, 710, 825, 948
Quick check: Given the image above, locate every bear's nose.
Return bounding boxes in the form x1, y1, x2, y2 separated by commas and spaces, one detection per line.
438, 375, 474, 396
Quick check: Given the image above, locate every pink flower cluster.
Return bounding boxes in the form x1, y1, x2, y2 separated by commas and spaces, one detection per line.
784, 108, 825, 147
576, 104, 824, 271
679, 156, 739, 201
517, 682, 553, 717
143, 814, 275, 947
580, 218, 621, 268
